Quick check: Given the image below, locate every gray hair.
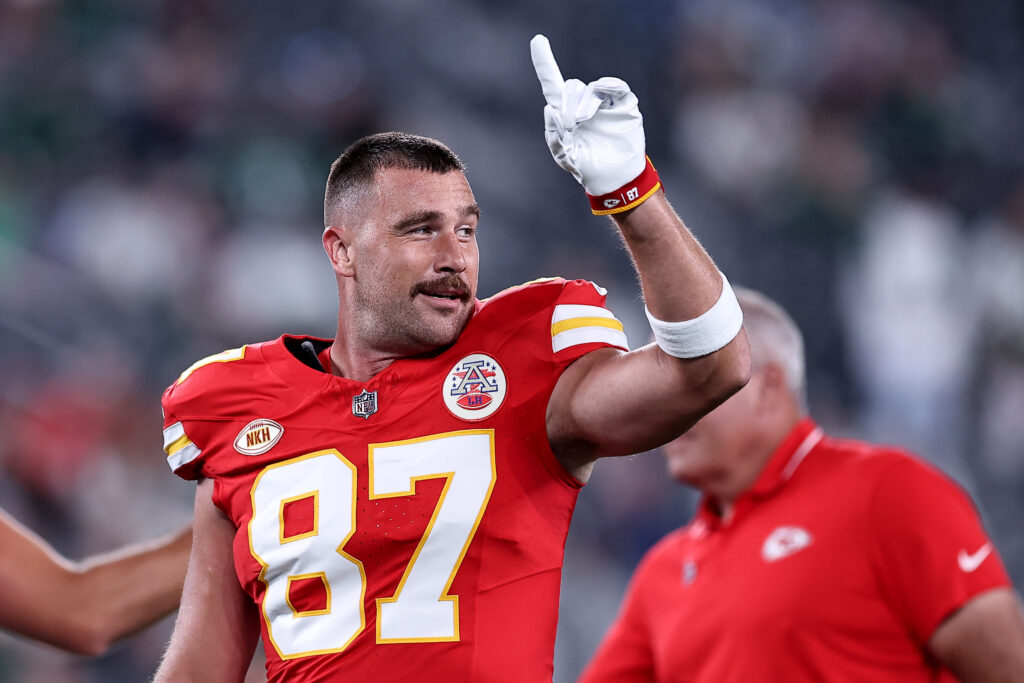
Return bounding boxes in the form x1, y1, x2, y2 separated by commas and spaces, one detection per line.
735, 287, 807, 410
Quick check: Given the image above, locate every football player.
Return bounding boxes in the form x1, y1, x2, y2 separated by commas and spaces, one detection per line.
154, 36, 750, 682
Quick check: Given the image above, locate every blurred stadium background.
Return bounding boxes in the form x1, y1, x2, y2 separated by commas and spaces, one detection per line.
1, 0, 1023, 680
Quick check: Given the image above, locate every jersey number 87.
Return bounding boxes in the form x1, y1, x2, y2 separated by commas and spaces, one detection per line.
248, 430, 496, 659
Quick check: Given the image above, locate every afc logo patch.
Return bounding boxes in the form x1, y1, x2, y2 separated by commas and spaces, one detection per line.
442, 353, 507, 421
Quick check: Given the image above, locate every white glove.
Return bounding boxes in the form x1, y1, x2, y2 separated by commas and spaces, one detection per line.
530, 34, 647, 197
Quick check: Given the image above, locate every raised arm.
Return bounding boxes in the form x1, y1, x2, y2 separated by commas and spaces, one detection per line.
548, 199, 749, 473
531, 35, 749, 475
0, 508, 190, 656
154, 478, 259, 682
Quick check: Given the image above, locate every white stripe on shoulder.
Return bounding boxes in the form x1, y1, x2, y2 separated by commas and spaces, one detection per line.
162, 422, 185, 450
167, 443, 202, 472
552, 304, 616, 324
552, 326, 629, 353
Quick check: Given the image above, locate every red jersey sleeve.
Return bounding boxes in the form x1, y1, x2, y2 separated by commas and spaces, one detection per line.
867, 454, 1011, 643
160, 345, 250, 480
161, 401, 203, 480
547, 279, 629, 367
579, 552, 659, 683
481, 278, 629, 488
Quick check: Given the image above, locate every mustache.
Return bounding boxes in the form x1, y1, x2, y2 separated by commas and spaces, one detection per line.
410, 274, 472, 300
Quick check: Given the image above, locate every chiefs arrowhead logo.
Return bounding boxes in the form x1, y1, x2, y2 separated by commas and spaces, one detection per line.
761, 526, 813, 562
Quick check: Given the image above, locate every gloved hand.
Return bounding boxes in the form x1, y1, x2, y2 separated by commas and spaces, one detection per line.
530, 34, 660, 214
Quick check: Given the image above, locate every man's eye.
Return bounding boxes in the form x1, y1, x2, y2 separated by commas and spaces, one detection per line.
457, 226, 476, 238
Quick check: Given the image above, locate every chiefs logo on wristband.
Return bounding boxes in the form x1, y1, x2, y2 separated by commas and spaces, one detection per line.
588, 157, 662, 215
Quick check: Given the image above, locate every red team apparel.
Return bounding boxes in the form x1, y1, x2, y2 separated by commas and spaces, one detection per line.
581, 419, 1011, 683
161, 279, 627, 682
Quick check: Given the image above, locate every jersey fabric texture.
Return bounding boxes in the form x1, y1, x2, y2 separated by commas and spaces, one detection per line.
161, 279, 628, 682
580, 418, 1011, 683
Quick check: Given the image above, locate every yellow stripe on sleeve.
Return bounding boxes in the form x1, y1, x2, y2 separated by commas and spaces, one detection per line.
165, 433, 193, 457
550, 316, 625, 337
162, 421, 203, 471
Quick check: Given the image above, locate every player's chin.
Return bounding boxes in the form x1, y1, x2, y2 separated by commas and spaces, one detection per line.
414, 310, 472, 348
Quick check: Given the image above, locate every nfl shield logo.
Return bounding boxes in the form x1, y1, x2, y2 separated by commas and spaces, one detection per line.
352, 389, 377, 419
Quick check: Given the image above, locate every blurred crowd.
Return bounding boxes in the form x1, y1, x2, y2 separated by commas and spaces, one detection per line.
0, 0, 1022, 680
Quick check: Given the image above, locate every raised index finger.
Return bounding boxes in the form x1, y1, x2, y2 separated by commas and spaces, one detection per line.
530, 34, 564, 106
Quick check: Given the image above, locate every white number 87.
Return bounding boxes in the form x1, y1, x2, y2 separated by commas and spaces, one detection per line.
248, 430, 496, 659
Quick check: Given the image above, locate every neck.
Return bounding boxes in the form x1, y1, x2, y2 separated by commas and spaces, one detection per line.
327, 345, 397, 382
705, 411, 805, 521
329, 323, 403, 382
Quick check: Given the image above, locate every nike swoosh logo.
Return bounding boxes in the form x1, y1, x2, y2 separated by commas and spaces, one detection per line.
958, 543, 993, 573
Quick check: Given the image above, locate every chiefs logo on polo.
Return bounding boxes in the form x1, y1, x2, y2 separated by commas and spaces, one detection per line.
443, 353, 507, 421
761, 525, 813, 562
234, 419, 284, 456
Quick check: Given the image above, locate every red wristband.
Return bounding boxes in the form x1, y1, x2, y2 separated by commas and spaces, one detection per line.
587, 157, 663, 215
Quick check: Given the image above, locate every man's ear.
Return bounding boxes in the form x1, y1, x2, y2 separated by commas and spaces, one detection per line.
323, 225, 356, 277
758, 362, 789, 408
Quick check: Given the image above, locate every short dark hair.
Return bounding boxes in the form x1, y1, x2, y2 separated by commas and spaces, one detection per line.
324, 132, 466, 226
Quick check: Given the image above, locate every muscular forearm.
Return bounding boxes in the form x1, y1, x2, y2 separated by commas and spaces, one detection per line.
612, 193, 722, 321
613, 192, 750, 399
72, 526, 192, 654
546, 193, 750, 469
0, 512, 191, 656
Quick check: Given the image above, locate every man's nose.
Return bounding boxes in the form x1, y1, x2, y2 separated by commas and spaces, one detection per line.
435, 229, 468, 272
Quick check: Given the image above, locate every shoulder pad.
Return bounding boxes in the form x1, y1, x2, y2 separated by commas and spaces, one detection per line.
478, 278, 628, 356
162, 343, 265, 421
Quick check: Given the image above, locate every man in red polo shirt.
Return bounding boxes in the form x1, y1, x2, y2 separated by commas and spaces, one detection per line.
581, 288, 1024, 683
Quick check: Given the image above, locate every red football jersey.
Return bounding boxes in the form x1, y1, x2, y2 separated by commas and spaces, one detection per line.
161, 279, 628, 682
580, 419, 1011, 683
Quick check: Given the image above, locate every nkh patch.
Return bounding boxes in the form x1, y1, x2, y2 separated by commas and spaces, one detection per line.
233, 419, 284, 456
352, 389, 378, 419
443, 353, 507, 421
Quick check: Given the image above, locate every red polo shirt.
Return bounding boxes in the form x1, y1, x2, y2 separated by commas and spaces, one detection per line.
580, 419, 1011, 683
